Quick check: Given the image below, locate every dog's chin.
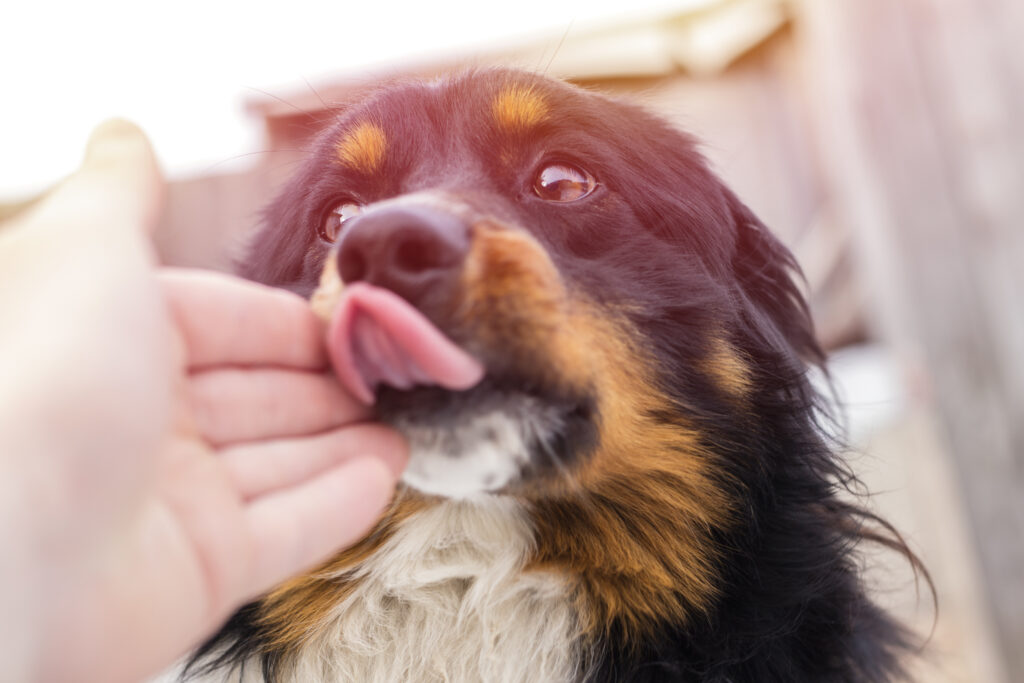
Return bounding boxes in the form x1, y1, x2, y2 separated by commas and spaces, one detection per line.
376, 381, 577, 499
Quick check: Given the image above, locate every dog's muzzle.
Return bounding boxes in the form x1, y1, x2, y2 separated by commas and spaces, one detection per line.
312, 197, 589, 498
324, 204, 485, 406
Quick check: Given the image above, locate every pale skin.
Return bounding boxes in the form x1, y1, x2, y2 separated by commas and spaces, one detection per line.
0, 121, 408, 682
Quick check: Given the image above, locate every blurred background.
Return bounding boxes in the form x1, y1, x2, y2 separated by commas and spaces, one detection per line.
3, 1, 1021, 680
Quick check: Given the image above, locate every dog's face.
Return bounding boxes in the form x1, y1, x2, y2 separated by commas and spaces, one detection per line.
200, 70, 920, 682
244, 69, 818, 507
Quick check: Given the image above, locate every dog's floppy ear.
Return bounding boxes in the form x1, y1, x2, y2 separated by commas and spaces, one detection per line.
729, 192, 824, 368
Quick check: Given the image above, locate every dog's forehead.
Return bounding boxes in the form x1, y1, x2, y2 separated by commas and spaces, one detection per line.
375, 72, 564, 129
327, 73, 579, 176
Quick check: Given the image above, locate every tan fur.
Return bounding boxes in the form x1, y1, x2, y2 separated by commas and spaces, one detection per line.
525, 312, 734, 646
457, 222, 735, 646
705, 338, 752, 399
309, 255, 343, 321
492, 85, 548, 132
458, 222, 572, 374
336, 122, 387, 174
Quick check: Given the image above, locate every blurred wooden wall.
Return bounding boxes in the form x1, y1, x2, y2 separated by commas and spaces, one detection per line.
795, 0, 1024, 679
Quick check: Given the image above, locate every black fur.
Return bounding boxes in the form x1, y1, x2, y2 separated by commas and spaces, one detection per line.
188, 68, 928, 682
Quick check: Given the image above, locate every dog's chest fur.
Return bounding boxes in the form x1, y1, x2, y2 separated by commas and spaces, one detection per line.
276, 497, 582, 683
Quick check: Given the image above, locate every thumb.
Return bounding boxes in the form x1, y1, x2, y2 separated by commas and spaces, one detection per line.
17, 119, 164, 240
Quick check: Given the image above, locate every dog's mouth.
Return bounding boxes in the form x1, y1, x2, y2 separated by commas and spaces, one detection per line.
322, 280, 592, 499
312, 215, 599, 499
324, 282, 485, 406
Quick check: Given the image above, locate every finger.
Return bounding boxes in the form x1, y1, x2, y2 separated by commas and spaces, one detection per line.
220, 424, 408, 500
245, 456, 397, 592
161, 268, 327, 370
189, 368, 370, 446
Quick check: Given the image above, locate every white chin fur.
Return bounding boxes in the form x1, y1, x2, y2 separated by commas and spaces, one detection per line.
183, 409, 586, 683
286, 497, 585, 683
398, 404, 562, 499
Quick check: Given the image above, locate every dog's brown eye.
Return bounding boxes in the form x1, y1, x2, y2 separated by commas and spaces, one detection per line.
533, 163, 597, 202
320, 201, 363, 243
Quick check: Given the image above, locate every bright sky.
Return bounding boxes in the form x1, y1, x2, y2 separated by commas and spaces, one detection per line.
1, 0, 699, 200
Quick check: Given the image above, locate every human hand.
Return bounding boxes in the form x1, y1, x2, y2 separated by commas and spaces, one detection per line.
0, 122, 407, 682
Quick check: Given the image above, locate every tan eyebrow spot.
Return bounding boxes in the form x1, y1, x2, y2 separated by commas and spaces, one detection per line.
336, 122, 387, 173
492, 85, 548, 131
705, 339, 752, 399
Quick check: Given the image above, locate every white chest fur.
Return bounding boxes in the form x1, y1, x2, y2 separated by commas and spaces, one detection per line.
282, 497, 582, 683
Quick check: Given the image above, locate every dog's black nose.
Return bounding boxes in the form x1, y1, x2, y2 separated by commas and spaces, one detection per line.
337, 205, 470, 305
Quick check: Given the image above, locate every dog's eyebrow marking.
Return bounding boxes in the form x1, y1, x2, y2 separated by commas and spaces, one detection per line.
492, 85, 548, 132
705, 339, 751, 398
336, 122, 387, 174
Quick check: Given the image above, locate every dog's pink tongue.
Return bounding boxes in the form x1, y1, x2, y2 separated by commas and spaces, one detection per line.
326, 282, 485, 405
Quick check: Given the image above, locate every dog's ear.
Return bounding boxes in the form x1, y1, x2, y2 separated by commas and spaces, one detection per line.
728, 192, 824, 368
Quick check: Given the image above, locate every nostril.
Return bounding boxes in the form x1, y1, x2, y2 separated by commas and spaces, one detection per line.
338, 244, 369, 284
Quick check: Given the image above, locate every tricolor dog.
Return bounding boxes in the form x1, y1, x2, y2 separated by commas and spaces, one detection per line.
187, 69, 926, 682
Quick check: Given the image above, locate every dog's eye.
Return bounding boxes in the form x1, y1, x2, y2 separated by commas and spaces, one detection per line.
319, 201, 363, 243
533, 163, 597, 202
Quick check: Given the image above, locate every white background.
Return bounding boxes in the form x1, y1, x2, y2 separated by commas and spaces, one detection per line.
1, 0, 699, 199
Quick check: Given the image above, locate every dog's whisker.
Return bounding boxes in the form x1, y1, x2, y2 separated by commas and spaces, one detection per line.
199, 149, 306, 175
541, 20, 575, 77
301, 76, 331, 112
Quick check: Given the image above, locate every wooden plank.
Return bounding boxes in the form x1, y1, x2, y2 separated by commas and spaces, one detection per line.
794, 0, 1024, 678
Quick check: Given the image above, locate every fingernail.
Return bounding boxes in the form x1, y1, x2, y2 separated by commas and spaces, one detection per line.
83, 119, 150, 165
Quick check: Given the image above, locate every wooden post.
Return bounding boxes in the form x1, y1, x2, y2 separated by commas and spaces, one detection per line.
794, 0, 1024, 678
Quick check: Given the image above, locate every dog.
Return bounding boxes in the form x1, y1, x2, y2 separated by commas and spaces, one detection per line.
186, 69, 927, 682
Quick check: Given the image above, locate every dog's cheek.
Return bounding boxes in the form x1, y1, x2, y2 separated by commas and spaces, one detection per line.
456, 223, 592, 387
